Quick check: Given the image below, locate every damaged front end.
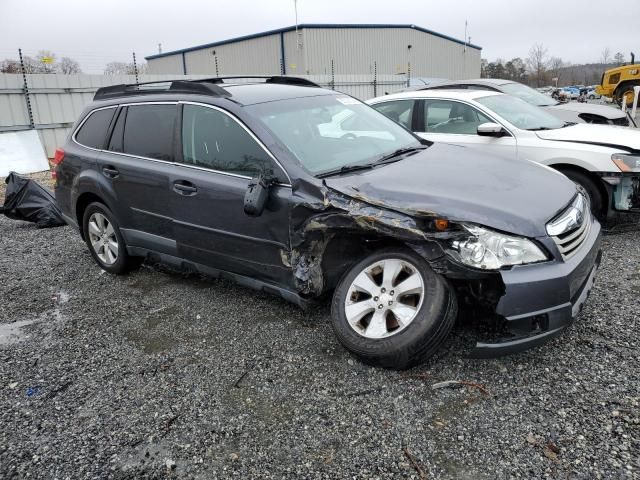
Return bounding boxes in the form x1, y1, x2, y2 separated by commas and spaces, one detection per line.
283, 178, 602, 358
606, 153, 640, 211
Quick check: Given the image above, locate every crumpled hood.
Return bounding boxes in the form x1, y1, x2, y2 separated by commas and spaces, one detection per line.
546, 102, 627, 120
536, 123, 640, 151
324, 143, 577, 238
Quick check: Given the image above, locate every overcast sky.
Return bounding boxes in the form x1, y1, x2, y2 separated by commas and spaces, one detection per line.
1, 0, 638, 73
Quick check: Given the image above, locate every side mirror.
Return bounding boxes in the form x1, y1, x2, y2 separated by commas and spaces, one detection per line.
477, 122, 506, 137
244, 174, 275, 217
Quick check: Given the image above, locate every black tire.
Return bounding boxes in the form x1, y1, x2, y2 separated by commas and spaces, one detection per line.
330, 247, 457, 370
82, 202, 134, 275
560, 170, 606, 220
615, 82, 640, 107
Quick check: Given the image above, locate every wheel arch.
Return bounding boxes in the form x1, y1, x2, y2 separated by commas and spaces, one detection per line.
550, 163, 609, 211
75, 191, 110, 239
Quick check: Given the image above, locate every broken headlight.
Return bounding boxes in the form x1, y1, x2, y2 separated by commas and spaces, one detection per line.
448, 224, 548, 270
612, 153, 640, 173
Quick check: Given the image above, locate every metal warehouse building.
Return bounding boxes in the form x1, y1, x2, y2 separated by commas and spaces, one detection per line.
146, 24, 482, 78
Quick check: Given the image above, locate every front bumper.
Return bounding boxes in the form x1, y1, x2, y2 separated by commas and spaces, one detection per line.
470, 220, 602, 358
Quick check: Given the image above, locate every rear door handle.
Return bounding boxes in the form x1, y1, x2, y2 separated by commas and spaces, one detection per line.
173, 181, 198, 196
102, 166, 119, 178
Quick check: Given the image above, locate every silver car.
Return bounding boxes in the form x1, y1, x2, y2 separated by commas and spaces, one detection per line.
411, 78, 636, 127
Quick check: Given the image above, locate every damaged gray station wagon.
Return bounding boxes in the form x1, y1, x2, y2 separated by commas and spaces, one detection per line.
54, 76, 602, 369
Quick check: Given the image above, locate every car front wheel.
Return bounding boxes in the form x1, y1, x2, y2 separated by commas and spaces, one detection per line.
330, 248, 457, 370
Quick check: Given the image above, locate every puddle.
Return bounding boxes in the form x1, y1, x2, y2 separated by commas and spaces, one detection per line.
125, 305, 181, 354
0, 319, 39, 345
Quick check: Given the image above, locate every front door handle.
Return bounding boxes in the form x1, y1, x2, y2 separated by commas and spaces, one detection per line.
173, 181, 198, 196
102, 166, 119, 178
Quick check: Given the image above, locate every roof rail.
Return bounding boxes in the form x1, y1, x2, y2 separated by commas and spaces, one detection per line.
200, 75, 321, 87
93, 79, 230, 101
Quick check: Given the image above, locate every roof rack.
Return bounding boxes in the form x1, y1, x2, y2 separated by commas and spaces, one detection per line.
93, 75, 320, 101
93, 79, 231, 101
200, 75, 321, 87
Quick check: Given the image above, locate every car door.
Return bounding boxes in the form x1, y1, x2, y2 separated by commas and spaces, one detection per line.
171, 102, 292, 285
97, 103, 177, 255
414, 99, 518, 160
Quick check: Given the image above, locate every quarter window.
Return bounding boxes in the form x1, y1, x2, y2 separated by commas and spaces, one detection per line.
118, 104, 176, 161
371, 100, 414, 129
181, 105, 275, 178
423, 100, 492, 134
75, 108, 115, 149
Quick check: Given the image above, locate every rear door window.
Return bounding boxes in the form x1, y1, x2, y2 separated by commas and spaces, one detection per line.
370, 100, 415, 129
422, 100, 492, 134
120, 104, 176, 160
75, 108, 115, 149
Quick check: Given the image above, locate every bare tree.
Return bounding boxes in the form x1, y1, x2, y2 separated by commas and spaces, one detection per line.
526, 43, 549, 87
35, 50, 57, 73
104, 61, 147, 75
58, 57, 81, 74
548, 57, 564, 85
600, 47, 612, 66
614, 52, 625, 65
20, 56, 45, 73
0, 59, 21, 73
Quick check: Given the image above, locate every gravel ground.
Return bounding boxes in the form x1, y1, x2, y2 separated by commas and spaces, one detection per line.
0, 207, 639, 478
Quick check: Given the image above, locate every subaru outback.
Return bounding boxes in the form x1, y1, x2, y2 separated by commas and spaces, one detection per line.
53, 76, 602, 369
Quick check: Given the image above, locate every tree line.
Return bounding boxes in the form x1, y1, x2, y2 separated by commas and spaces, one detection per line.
0, 50, 147, 75
482, 44, 631, 87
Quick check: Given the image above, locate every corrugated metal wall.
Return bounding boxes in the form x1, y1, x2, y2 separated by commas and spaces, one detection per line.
146, 27, 481, 78
303, 28, 481, 78
182, 35, 282, 75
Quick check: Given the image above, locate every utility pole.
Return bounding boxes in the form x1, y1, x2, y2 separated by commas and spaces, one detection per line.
158, 43, 162, 54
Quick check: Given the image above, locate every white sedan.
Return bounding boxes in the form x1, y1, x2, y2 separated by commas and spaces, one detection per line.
367, 89, 640, 219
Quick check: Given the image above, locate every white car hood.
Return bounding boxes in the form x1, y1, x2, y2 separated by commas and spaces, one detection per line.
536, 123, 640, 151
547, 102, 627, 120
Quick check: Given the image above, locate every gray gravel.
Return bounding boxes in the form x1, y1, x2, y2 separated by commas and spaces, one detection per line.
0, 214, 638, 479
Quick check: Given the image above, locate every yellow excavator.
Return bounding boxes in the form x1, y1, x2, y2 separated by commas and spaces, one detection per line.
596, 53, 640, 107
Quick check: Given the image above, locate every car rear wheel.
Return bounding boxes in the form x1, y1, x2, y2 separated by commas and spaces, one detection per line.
330, 248, 457, 370
82, 202, 133, 274
561, 170, 605, 220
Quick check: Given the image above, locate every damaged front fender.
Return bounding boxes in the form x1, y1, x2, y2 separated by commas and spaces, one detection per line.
284, 179, 468, 297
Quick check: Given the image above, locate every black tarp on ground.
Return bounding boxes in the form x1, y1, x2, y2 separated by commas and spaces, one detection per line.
0, 172, 65, 228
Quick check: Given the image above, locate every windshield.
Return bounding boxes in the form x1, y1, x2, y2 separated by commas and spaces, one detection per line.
500, 82, 558, 107
246, 95, 421, 175
476, 94, 566, 130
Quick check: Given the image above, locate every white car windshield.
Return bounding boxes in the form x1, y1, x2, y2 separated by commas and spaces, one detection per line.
500, 82, 558, 107
476, 95, 566, 131
248, 95, 422, 175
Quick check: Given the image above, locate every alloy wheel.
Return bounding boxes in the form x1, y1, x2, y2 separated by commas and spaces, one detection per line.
344, 258, 425, 339
87, 212, 119, 265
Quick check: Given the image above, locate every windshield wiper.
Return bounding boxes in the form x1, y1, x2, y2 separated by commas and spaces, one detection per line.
375, 145, 428, 164
317, 146, 428, 178
316, 162, 376, 178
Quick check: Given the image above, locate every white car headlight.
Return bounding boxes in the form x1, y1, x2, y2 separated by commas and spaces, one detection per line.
448, 224, 548, 270
612, 153, 640, 173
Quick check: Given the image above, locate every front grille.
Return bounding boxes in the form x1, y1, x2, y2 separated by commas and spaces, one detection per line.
547, 194, 591, 260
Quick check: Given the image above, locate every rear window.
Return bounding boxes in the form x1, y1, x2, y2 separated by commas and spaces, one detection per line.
75, 108, 115, 149
118, 104, 176, 161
